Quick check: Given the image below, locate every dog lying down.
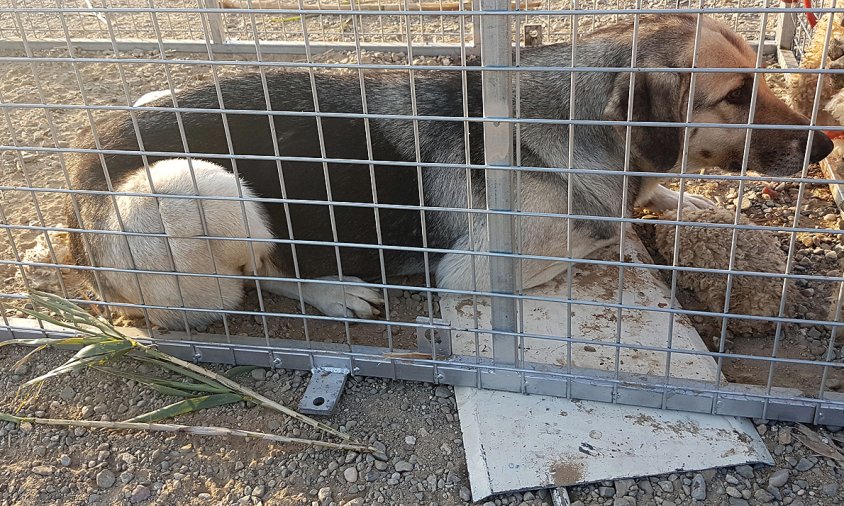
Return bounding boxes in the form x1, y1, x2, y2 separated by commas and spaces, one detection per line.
64, 14, 833, 329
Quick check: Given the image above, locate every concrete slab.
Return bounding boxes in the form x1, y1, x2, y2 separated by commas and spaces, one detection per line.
441, 228, 772, 501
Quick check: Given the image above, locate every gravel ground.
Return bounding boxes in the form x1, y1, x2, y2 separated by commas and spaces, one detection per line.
2, 345, 844, 506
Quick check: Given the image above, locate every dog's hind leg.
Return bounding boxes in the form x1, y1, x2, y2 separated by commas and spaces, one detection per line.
91, 159, 274, 329
435, 218, 618, 294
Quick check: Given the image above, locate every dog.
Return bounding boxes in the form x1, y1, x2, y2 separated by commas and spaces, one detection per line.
64, 14, 833, 329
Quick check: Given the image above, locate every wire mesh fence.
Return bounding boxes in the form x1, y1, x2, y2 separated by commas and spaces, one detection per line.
0, 1, 843, 425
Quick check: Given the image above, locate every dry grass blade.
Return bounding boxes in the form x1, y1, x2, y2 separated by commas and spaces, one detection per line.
794, 424, 844, 461
0, 412, 376, 453
11, 291, 359, 445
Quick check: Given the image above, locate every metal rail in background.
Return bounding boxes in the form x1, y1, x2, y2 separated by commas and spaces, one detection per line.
0, 2, 781, 56
0, 1, 843, 425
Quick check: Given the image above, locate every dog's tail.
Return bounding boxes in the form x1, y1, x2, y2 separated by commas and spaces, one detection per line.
88, 159, 274, 329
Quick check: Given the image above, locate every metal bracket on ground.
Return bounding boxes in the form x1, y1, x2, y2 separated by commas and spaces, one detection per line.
297, 367, 349, 415
415, 316, 453, 357
551, 488, 572, 506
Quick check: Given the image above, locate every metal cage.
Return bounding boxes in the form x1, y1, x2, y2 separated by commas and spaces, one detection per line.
1, 0, 843, 425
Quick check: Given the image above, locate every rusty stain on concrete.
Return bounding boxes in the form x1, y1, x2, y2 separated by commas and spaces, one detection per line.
550, 459, 586, 485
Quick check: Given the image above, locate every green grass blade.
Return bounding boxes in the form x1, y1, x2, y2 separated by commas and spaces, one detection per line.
130, 356, 227, 390
28, 292, 130, 340
73, 340, 133, 359
124, 393, 244, 423
223, 366, 260, 379
147, 384, 199, 398
93, 366, 227, 395
23, 354, 113, 386
0, 336, 113, 349
17, 308, 101, 336
0, 412, 23, 424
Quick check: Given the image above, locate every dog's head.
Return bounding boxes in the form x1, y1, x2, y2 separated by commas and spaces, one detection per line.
600, 15, 833, 176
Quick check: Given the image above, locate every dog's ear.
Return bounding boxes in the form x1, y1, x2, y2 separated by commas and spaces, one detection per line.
603, 70, 689, 171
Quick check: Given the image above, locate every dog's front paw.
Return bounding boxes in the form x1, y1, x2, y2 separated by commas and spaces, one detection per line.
642, 184, 716, 211
679, 192, 716, 210
310, 276, 384, 319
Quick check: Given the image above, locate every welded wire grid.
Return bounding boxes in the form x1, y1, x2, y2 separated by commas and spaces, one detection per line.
787, 0, 836, 62
0, 1, 843, 425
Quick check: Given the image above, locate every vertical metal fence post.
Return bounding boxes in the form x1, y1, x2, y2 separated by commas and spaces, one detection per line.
204, 0, 226, 46
479, 0, 517, 367
775, 4, 796, 51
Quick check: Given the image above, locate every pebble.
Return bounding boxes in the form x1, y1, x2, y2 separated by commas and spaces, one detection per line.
250, 368, 266, 381
434, 385, 451, 398
795, 458, 814, 472
129, 485, 151, 503
615, 479, 633, 497
343, 467, 358, 483
59, 385, 75, 402
778, 430, 793, 445
459, 486, 472, 502
31, 465, 54, 476
96, 469, 116, 488
769, 469, 789, 488
735, 465, 754, 480
754, 489, 775, 503
726, 486, 741, 498
658, 480, 674, 493
405, 435, 417, 445
691, 473, 706, 501
821, 483, 839, 497
59, 454, 71, 467
613, 498, 636, 506
395, 460, 413, 472
317, 487, 331, 501
598, 486, 614, 497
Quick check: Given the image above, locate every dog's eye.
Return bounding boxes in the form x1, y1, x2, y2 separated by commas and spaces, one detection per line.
724, 86, 747, 105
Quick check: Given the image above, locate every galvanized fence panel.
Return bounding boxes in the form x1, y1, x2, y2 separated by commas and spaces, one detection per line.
0, 1, 843, 424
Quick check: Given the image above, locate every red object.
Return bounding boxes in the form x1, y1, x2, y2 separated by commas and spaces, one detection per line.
804, 0, 817, 28
762, 186, 779, 199
826, 130, 844, 140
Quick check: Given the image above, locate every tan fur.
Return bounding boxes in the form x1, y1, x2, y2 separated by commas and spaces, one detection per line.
681, 18, 823, 174
787, 13, 844, 126
93, 159, 275, 328
653, 208, 793, 338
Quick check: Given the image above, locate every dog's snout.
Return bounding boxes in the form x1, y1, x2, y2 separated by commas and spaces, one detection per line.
810, 131, 834, 163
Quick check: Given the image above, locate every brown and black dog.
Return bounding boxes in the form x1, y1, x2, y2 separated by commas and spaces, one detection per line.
64, 14, 833, 328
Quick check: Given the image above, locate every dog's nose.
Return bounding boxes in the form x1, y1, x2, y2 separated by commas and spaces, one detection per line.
810, 131, 834, 163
